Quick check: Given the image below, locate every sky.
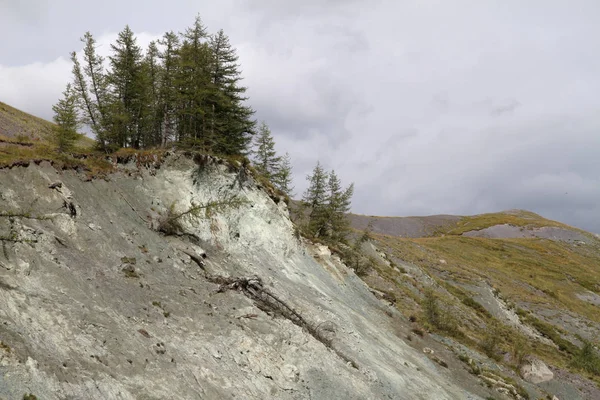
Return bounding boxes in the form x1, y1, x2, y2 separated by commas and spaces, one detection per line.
1, 0, 600, 232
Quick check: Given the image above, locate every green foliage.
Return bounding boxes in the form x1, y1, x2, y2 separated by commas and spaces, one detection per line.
252, 121, 281, 179
422, 288, 441, 328
52, 84, 81, 152
519, 313, 578, 355
327, 170, 354, 242
302, 161, 329, 235
510, 334, 531, 367
302, 162, 354, 241
23, 394, 38, 400
571, 341, 600, 375
157, 196, 247, 235
461, 296, 492, 318
421, 288, 463, 337
273, 152, 295, 197
66, 15, 255, 155
480, 321, 501, 360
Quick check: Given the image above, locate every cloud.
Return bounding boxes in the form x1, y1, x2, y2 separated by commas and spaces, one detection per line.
0, 31, 161, 121
0, 58, 71, 120
1, 1, 600, 233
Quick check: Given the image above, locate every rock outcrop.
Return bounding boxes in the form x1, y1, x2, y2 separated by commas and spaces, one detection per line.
520, 358, 554, 384
0, 154, 480, 399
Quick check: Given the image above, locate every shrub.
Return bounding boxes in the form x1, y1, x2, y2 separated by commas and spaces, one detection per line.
510, 334, 530, 367
461, 296, 492, 318
571, 341, 600, 375
481, 321, 501, 360
423, 289, 441, 328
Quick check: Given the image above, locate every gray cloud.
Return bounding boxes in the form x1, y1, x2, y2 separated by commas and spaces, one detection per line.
1, 0, 600, 232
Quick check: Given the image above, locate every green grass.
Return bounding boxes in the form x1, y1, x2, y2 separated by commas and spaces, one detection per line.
438, 210, 575, 236
0, 101, 55, 139
571, 341, 600, 376
366, 227, 600, 379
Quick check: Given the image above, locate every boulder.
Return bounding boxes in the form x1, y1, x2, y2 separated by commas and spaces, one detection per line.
520, 358, 554, 384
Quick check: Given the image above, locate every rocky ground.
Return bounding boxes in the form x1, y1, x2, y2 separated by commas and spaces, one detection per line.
0, 154, 499, 399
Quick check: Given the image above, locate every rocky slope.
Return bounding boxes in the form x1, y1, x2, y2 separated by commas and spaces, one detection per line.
354, 210, 600, 400
0, 153, 506, 399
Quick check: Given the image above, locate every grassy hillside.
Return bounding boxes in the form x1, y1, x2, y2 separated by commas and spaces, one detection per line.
437, 209, 578, 236
0, 101, 56, 140
0, 101, 95, 147
352, 210, 600, 390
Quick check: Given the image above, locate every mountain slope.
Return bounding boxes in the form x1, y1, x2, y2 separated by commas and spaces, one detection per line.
352, 209, 600, 399
0, 153, 500, 399
0, 101, 95, 148
0, 101, 56, 140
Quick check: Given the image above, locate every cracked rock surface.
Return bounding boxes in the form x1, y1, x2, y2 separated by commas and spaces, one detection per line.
0, 155, 481, 399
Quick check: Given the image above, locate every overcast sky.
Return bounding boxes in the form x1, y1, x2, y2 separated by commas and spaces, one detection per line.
1, 0, 599, 232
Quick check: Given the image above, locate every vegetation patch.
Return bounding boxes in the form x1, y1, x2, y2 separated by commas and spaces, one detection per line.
571, 341, 600, 376
438, 210, 574, 236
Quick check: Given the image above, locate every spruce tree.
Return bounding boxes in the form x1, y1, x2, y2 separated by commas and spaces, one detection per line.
144, 41, 163, 147
108, 25, 145, 148
209, 29, 255, 155
177, 15, 211, 147
303, 162, 329, 237
71, 32, 110, 149
52, 83, 81, 152
273, 152, 294, 196
253, 122, 280, 179
66, 18, 256, 156
326, 170, 354, 241
158, 31, 180, 146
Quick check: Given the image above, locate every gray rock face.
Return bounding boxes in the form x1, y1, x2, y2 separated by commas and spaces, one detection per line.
462, 224, 591, 242
0, 155, 480, 399
520, 358, 554, 384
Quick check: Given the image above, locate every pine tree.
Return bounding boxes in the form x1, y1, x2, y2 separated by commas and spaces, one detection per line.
144, 41, 162, 147
108, 25, 145, 148
71, 32, 111, 149
52, 84, 81, 152
158, 31, 181, 146
303, 162, 329, 237
66, 19, 256, 156
209, 29, 255, 155
326, 170, 354, 241
177, 15, 212, 147
253, 122, 280, 179
273, 152, 294, 196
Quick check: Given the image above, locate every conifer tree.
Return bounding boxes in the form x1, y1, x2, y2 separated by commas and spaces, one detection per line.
108, 25, 145, 148
177, 15, 211, 147
52, 84, 81, 152
71, 32, 110, 149
158, 31, 180, 146
326, 170, 354, 241
253, 122, 280, 179
273, 152, 294, 196
144, 41, 162, 146
209, 29, 255, 155
303, 162, 329, 237
66, 16, 256, 155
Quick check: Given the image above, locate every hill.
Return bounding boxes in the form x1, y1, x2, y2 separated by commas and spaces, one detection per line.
351, 209, 600, 399
0, 101, 56, 140
0, 153, 495, 400
0, 101, 95, 149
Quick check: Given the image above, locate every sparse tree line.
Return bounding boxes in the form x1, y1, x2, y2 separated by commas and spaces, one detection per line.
51, 15, 354, 239
302, 162, 354, 241
53, 16, 254, 155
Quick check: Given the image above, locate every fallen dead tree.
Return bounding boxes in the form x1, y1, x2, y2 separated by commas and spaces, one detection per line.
184, 251, 358, 369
